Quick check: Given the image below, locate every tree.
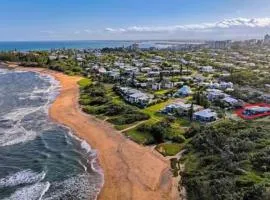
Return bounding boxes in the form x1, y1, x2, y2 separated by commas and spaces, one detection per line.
131, 72, 136, 86
159, 71, 164, 83
151, 123, 166, 143
188, 102, 194, 121
161, 61, 172, 69
119, 69, 124, 85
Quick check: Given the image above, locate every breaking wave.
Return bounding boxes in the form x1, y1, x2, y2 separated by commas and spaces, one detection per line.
3, 182, 50, 200
43, 174, 102, 200
0, 170, 46, 188
0, 69, 103, 200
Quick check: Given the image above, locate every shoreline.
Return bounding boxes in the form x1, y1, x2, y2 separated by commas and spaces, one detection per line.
3, 63, 178, 200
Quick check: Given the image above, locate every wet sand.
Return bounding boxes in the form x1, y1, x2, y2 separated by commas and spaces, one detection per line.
5, 65, 177, 200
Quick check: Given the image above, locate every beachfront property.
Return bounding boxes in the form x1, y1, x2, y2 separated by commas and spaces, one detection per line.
235, 104, 270, 119
193, 109, 217, 122
162, 101, 203, 116
116, 86, 154, 107
206, 89, 229, 101
243, 106, 270, 116
221, 96, 243, 108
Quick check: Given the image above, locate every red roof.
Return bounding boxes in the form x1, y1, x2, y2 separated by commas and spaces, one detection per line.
235, 103, 270, 119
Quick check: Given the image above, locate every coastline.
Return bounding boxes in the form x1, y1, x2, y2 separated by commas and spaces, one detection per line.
4, 64, 178, 200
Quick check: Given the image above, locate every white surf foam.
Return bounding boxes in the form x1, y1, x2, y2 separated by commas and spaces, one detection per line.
3, 107, 42, 121
65, 129, 104, 198
81, 140, 92, 153
43, 174, 102, 200
67, 130, 103, 175
3, 182, 50, 200
0, 170, 46, 188
0, 128, 37, 147
0, 72, 60, 147
0, 68, 9, 75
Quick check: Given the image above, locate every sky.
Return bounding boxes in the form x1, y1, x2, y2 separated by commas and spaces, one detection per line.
1, 0, 270, 41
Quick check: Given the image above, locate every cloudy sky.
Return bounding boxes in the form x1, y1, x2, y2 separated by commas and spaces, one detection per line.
1, 0, 270, 41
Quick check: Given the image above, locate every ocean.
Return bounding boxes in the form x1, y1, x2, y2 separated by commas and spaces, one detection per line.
0, 41, 135, 51
0, 40, 171, 52
0, 67, 103, 200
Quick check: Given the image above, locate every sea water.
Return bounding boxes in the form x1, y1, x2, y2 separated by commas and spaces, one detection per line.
0, 67, 103, 200
0, 40, 168, 51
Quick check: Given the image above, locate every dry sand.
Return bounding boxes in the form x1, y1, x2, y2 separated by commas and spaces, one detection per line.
5, 65, 178, 200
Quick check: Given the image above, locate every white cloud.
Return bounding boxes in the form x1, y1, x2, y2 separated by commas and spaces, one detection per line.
84, 29, 93, 33
40, 30, 55, 34
105, 17, 270, 33
74, 30, 81, 34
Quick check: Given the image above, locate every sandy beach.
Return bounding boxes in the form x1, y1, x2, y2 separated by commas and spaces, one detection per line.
5, 65, 177, 200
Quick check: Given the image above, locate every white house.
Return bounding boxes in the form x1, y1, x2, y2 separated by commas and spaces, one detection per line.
152, 83, 161, 91
117, 87, 154, 107
200, 66, 215, 73
206, 89, 229, 101
177, 85, 192, 96
163, 102, 203, 116
193, 109, 217, 122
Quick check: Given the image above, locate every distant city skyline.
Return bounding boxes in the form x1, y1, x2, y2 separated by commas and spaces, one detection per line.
1, 0, 270, 41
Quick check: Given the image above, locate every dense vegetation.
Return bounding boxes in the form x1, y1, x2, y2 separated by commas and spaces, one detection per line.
223, 70, 270, 88
182, 120, 270, 200
125, 116, 187, 145
0, 51, 83, 75
0, 51, 49, 67
137, 118, 186, 143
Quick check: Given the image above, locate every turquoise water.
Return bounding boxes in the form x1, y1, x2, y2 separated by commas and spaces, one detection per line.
0, 40, 167, 51
0, 40, 138, 51
0, 67, 103, 200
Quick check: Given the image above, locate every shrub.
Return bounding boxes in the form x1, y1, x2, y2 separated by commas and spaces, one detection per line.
108, 113, 150, 125
79, 98, 92, 105
89, 96, 110, 106
171, 134, 186, 143
78, 78, 92, 88
105, 104, 134, 116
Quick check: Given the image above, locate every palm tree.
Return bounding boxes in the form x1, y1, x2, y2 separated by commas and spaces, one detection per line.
131, 72, 136, 86
119, 68, 124, 85
159, 71, 164, 83
188, 102, 194, 121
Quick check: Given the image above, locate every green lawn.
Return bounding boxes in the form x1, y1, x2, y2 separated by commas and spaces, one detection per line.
77, 78, 92, 88
123, 100, 191, 146
154, 89, 171, 95
155, 143, 183, 156
142, 100, 172, 123
124, 129, 154, 145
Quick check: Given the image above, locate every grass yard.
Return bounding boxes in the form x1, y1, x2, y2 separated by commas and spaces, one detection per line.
155, 143, 183, 156
124, 129, 154, 145
154, 89, 171, 95
77, 78, 92, 88
142, 100, 173, 123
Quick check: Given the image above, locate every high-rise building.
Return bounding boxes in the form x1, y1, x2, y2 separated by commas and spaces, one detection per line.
207, 40, 231, 49
264, 34, 270, 44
